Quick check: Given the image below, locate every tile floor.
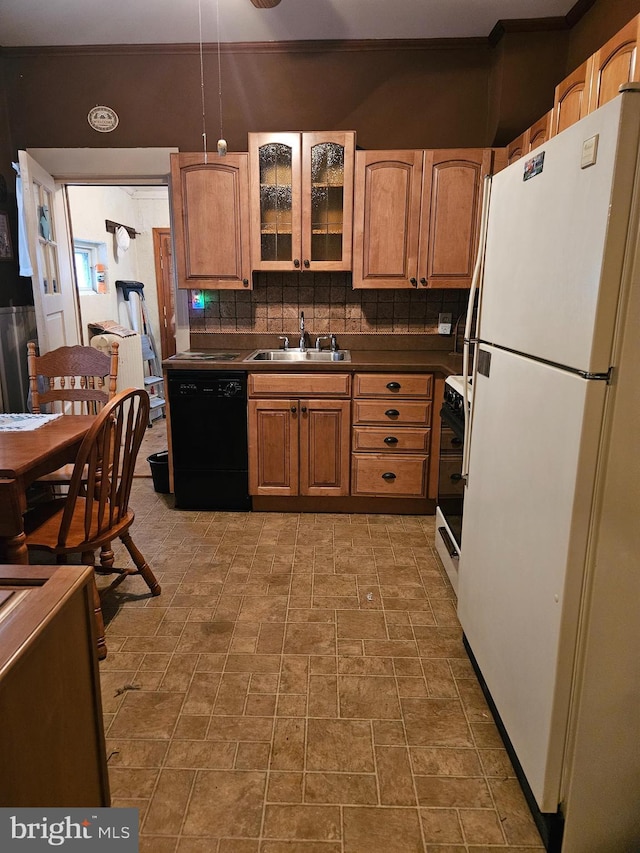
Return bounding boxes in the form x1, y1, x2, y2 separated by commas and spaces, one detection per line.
96, 466, 545, 852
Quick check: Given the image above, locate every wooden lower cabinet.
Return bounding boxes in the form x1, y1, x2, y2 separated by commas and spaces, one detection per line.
0, 565, 110, 807
248, 373, 351, 497
351, 372, 433, 499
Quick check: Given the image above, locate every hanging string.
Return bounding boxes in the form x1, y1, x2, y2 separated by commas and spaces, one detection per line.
198, 0, 208, 163
216, 0, 227, 155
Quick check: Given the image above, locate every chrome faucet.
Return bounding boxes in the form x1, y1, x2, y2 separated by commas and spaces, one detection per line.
299, 311, 307, 350
330, 334, 338, 352
278, 335, 289, 351
315, 335, 330, 351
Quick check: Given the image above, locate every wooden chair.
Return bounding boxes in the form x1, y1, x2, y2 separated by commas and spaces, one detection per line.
24, 388, 161, 660
28, 340, 119, 416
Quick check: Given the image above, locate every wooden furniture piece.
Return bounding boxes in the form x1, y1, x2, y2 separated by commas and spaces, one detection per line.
248, 372, 351, 497
0, 564, 110, 807
505, 15, 640, 158
353, 148, 492, 289
170, 152, 252, 290
28, 340, 119, 416
351, 372, 433, 498
249, 131, 356, 272
588, 15, 640, 113
0, 414, 94, 564
24, 389, 161, 660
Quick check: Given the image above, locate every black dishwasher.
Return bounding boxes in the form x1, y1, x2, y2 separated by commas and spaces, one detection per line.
167, 371, 251, 510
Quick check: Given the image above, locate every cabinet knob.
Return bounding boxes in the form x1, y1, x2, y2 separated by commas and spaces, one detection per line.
385, 409, 400, 418
243, 278, 249, 286
410, 277, 417, 286
293, 259, 301, 268
382, 472, 397, 480
291, 406, 297, 414
451, 437, 462, 446
383, 436, 398, 445
451, 473, 463, 482
420, 277, 427, 286
301, 406, 307, 413
386, 382, 401, 391
303, 259, 310, 268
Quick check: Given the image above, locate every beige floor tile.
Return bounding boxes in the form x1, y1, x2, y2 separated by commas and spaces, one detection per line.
100, 479, 543, 851
343, 806, 424, 853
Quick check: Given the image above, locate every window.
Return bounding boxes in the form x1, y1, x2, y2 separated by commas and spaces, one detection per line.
73, 240, 107, 293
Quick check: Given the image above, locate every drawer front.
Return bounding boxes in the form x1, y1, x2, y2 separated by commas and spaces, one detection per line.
249, 372, 351, 398
351, 454, 428, 498
440, 426, 464, 455
353, 373, 433, 399
352, 426, 430, 453
439, 457, 464, 496
353, 400, 432, 426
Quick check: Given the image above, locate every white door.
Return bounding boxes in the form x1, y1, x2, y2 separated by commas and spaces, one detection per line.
18, 150, 80, 354
457, 344, 608, 812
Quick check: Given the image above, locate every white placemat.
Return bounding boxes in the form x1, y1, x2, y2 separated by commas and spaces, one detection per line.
0, 413, 63, 432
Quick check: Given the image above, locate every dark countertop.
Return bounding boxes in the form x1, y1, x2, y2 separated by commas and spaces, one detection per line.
163, 347, 463, 376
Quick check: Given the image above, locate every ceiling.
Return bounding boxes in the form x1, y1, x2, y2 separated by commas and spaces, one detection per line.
1, 0, 578, 47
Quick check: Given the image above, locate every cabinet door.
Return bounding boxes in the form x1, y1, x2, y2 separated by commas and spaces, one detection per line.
551, 57, 595, 137
588, 15, 640, 113
299, 399, 351, 496
248, 399, 298, 496
506, 133, 526, 165
249, 132, 302, 271
418, 149, 492, 289
302, 131, 356, 272
352, 150, 423, 289
525, 111, 553, 152
170, 153, 251, 290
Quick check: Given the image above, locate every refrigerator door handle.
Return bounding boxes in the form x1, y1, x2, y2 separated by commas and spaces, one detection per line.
462, 175, 492, 482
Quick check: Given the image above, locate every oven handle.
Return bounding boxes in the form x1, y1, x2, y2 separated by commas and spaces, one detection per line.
437, 526, 459, 560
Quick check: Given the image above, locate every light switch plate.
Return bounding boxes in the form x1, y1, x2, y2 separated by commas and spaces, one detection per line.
438, 312, 453, 335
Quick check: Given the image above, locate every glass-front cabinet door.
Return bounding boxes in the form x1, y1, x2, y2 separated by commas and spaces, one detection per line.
249, 131, 355, 272
302, 131, 355, 271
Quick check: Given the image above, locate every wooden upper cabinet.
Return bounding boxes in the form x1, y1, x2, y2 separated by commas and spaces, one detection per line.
526, 110, 553, 152
588, 14, 640, 112
352, 150, 423, 289
170, 152, 251, 290
507, 132, 526, 165
249, 131, 355, 273
418, 149, 492, 289
551, 57, 594, 137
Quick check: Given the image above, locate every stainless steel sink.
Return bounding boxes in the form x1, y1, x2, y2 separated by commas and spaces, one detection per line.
244, 348, 351, 362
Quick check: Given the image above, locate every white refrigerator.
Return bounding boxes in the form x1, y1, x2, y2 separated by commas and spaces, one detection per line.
458, 89, 640, 852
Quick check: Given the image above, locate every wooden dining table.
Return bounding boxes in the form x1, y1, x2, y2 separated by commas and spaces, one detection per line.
0, 415, 95, 563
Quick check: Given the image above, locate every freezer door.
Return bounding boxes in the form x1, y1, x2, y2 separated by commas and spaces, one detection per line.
457, 345, 607, 812
479, 94, 640, 374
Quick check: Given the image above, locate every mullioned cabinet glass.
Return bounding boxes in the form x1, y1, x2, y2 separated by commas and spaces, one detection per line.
249, 131, 356, 272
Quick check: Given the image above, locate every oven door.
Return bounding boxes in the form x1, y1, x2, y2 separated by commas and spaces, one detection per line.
436, 403, 465, 589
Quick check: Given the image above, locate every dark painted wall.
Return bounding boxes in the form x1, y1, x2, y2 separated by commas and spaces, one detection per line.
0, 0, 638, 308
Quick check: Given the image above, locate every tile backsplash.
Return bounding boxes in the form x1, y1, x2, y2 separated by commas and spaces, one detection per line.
188, 273, 469, 335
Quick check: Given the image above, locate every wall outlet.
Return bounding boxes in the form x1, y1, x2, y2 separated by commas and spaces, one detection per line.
438, 312, 453, 335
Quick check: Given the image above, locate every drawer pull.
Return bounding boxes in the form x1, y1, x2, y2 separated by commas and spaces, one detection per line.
385, 409, 400, 418
383, 436, 399, 445
386, 382, 401, 391
382, 472, 397, 481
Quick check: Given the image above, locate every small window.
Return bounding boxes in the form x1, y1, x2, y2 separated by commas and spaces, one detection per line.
73, 240, 107, 293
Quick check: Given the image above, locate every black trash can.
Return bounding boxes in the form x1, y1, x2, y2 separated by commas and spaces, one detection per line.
147, 450, 170, 493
